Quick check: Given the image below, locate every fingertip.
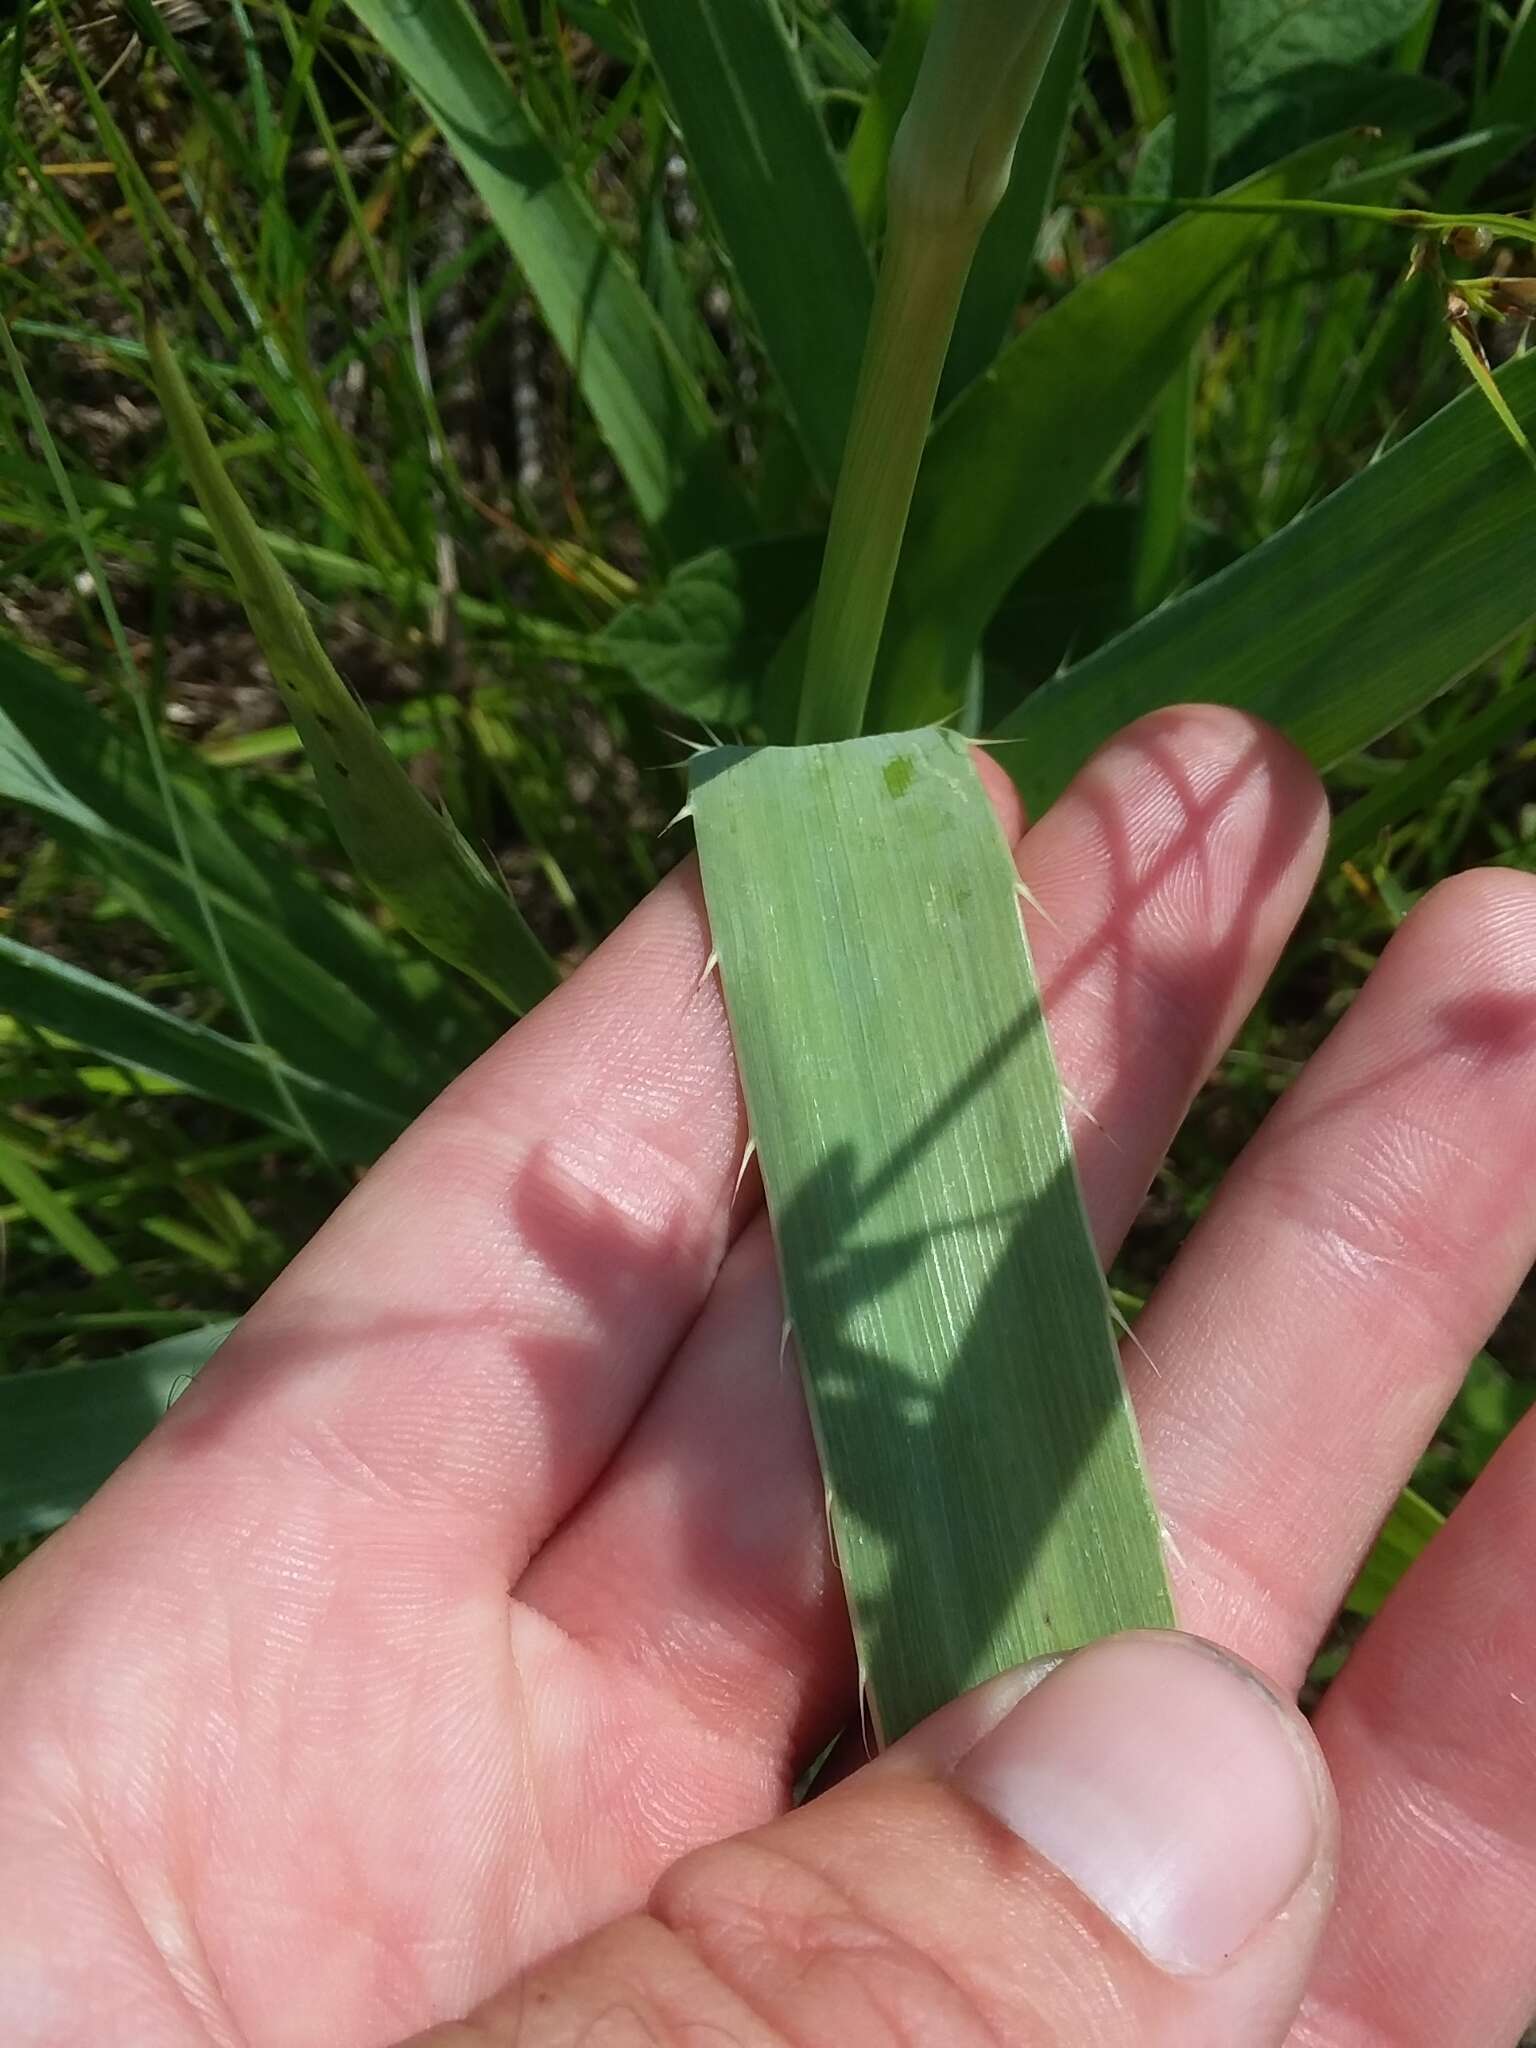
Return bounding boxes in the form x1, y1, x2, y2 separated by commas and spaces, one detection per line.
1401, 862, 1536, 969
1093, 703, 1328, 845
969, 742, 1029, 846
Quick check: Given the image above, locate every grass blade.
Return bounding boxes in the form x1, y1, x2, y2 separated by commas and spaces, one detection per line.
0, 1135, 119, 1279
0, 1323, 236, 1540
1130, 0, 1217, 612
0, 936, 403, 1158
148, 319, 559, 1017
1344, 1485, 1443, 1619
1435, 0, 1536, 210
874, 135, 1349, 727
995, 349, 1536, 810
1329, 649, 1536, 866
633, 0, 873, 495
1447, 322, 1536, 475
690, 728, 1172, 1741
0, 641, 461, 1114
0, 443, 592, 656
345, 0, 745, 549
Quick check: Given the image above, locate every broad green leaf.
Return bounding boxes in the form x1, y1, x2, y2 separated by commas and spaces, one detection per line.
995, 350, 1536, 810
601, 535, 822, 722
0, 639, 454, 1115
1345, 1485, 1443, 1618
690, 728, 1172, 1741
0, 936, 403, 1158
1216, 68, 1456, 186
1222, 0, 1434, 96
150, 320, 559, 1017
345, 0, 747, 549
872, 137, 1348, 728
633, 0, 873, 495
1135, 0, 1456, 213
0, 1322, 236, 1540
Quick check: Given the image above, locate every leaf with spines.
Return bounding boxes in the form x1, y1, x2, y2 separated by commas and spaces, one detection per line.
690, 728, 1173, 1742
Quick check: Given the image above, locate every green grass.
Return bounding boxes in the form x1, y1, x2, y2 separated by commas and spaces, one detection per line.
1, 0, 1534, 1618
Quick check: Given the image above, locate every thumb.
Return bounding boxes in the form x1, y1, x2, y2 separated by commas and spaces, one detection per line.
406, 1632, 1336, 2048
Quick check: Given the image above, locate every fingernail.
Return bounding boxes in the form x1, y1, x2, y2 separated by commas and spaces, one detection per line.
952, 1633, 1326, 1974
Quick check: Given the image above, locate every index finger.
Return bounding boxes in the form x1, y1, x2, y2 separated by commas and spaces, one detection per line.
128, 857, 751, 1573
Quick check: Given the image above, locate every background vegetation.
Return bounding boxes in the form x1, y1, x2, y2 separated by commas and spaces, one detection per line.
2, 0, 1534, 1629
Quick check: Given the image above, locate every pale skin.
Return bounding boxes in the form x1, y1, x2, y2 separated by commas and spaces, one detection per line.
5, 704, 1536, 2045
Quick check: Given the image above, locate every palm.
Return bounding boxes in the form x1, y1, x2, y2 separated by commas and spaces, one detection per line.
6, 710, 1536, 2048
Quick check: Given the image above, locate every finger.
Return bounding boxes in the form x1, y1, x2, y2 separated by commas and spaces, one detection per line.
1292, 1407, 1536, 2048
400, 1635, 1336, 2048
525, 708, 1328, 1744
84, 861, 748, 1575
1125, 869, 1536, 1687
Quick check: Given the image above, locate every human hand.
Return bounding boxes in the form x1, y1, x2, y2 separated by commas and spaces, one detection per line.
4, 706, 1536, 2047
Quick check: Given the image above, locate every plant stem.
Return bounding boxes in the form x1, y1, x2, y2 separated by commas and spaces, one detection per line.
796, 0, 1072, 745
796, 220, 975, 744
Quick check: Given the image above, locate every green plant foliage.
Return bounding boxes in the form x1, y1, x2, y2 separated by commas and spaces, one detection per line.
601, 536, 823, 724
1135, 0, 1456, 207
149, 320, 560, 1017
344, 0, 749, 552
0, 936, 402, 1157
0, 641, 452, 1120
996, 351, 1536, 811
690, 728, 1173, 1740
632, 0, 873, 494
0, 1323, 236, 1540
4, 0, 1535, 1650
1344, 1485, 1444, 1618
874, 137, 1350, 728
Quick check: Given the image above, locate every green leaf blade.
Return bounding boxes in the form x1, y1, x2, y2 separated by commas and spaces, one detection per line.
0, 640, 452, 1116
148, 320, 559, 1017
0, 1324, 236, 1541
634, 0, 873, 495
0, 936, 402, 1158
997, 350, 1536, 810
690, 728, 1172, 1741
346, 0, 746, 547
